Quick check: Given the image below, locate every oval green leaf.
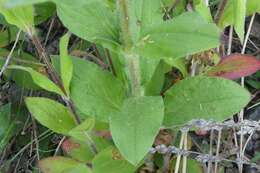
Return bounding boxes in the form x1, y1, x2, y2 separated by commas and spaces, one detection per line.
25, 97, 76, 135
110, 96, 164, 165
164, 76, 251, 127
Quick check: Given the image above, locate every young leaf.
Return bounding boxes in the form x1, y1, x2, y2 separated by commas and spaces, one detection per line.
68, 118, 95, 141
93, 147, 136, 173
110, 96, 164, 165
0, 0, 34, 33
206, 54, 260, 79
70, 57, 125, 122
164, 76, 251, 126
8, 65, 64, 96
38, 156, 91, 173
59, 33, 73, 96
25, 97, 76, 135
233, 0, 246, 42
135, 12, 220, 59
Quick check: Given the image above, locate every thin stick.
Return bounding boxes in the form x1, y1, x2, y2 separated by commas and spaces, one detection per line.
0, 30, 22, 79
227, 26, 233, 55
207, 129, 214, 173
174, 133, 185, 173
214, 0, 228, 24
238, 13, 255, 173
214, 129, 222, 173
182, 132, 188, 173
54, 136, 66, 156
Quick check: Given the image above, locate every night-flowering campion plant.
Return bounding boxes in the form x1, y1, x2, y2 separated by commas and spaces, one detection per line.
1, 0, 260, 172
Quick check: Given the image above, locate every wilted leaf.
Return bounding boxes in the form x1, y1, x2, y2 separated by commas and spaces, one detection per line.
38, 156, 91, 173
110, 96, 164, 165
62, 138, 94, 162
164, 76, 251, 126
93, 147, 136, 173
25, 97, 76, 135
206, 54, 260, 79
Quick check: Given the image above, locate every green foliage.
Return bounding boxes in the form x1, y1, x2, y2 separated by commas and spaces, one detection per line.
233, 0, 246, 42
93, 147, 136, 173
59, 33, 73, 96
54, 0, 120, 50
135, 12, 220, 59
0, 0, 34, 33
25, 97, 76, 135
38, 156, 91, 173
0, 0, 256, 172
110, 96, 164, 165
164, 76, 251, 126
70, 57, 125, 122
8, 65, 65, 96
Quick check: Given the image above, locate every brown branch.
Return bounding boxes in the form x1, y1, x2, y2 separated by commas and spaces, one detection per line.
214, 0, 228, 24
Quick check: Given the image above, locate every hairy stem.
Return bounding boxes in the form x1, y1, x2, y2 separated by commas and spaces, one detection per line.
118, 0, 142, 96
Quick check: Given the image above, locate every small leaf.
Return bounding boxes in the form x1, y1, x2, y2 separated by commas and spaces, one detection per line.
93, 147, 136, 173
110, 96, 164, 165
68, 118, 95, 141
0, 0, 34, 32
206, 54, 260, 79
135, 12, 220, 59
164, 76, 251, 126
62, 138, 94, 162
233, 0, 246, 42
59, 33, 73, 96
8, 65, 64, 96
25, 97, 76, 135
38, 156, 91, 173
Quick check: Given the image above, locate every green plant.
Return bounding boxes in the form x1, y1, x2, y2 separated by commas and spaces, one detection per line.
0, 0, 260, 172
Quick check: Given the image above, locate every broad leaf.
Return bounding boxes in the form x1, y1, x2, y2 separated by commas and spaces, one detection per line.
25, 97, 76, 135
38, 156, 91, 173
206, 54, 260, 79
93, 147, 136, 173
164, 76, 251, 126
0, 0, 34, 32
135, 12, 220, 59
70, 57, 125, 122
233, 0, 246, 42
8, 65, 64, 96
54, 0, 120, 50
110, 96, 164, 165
62, 165, 92, 173
59, 33, 73, 96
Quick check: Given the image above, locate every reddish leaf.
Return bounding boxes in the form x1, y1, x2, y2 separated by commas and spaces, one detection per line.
207, 54, 260, 79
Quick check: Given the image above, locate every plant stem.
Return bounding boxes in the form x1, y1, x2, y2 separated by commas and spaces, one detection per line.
118, 0, 142, 96
214, 0, 228, 24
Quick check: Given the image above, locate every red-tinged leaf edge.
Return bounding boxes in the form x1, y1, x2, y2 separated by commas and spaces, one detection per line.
62, 138, 81, 154
206, 53, 260, 79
